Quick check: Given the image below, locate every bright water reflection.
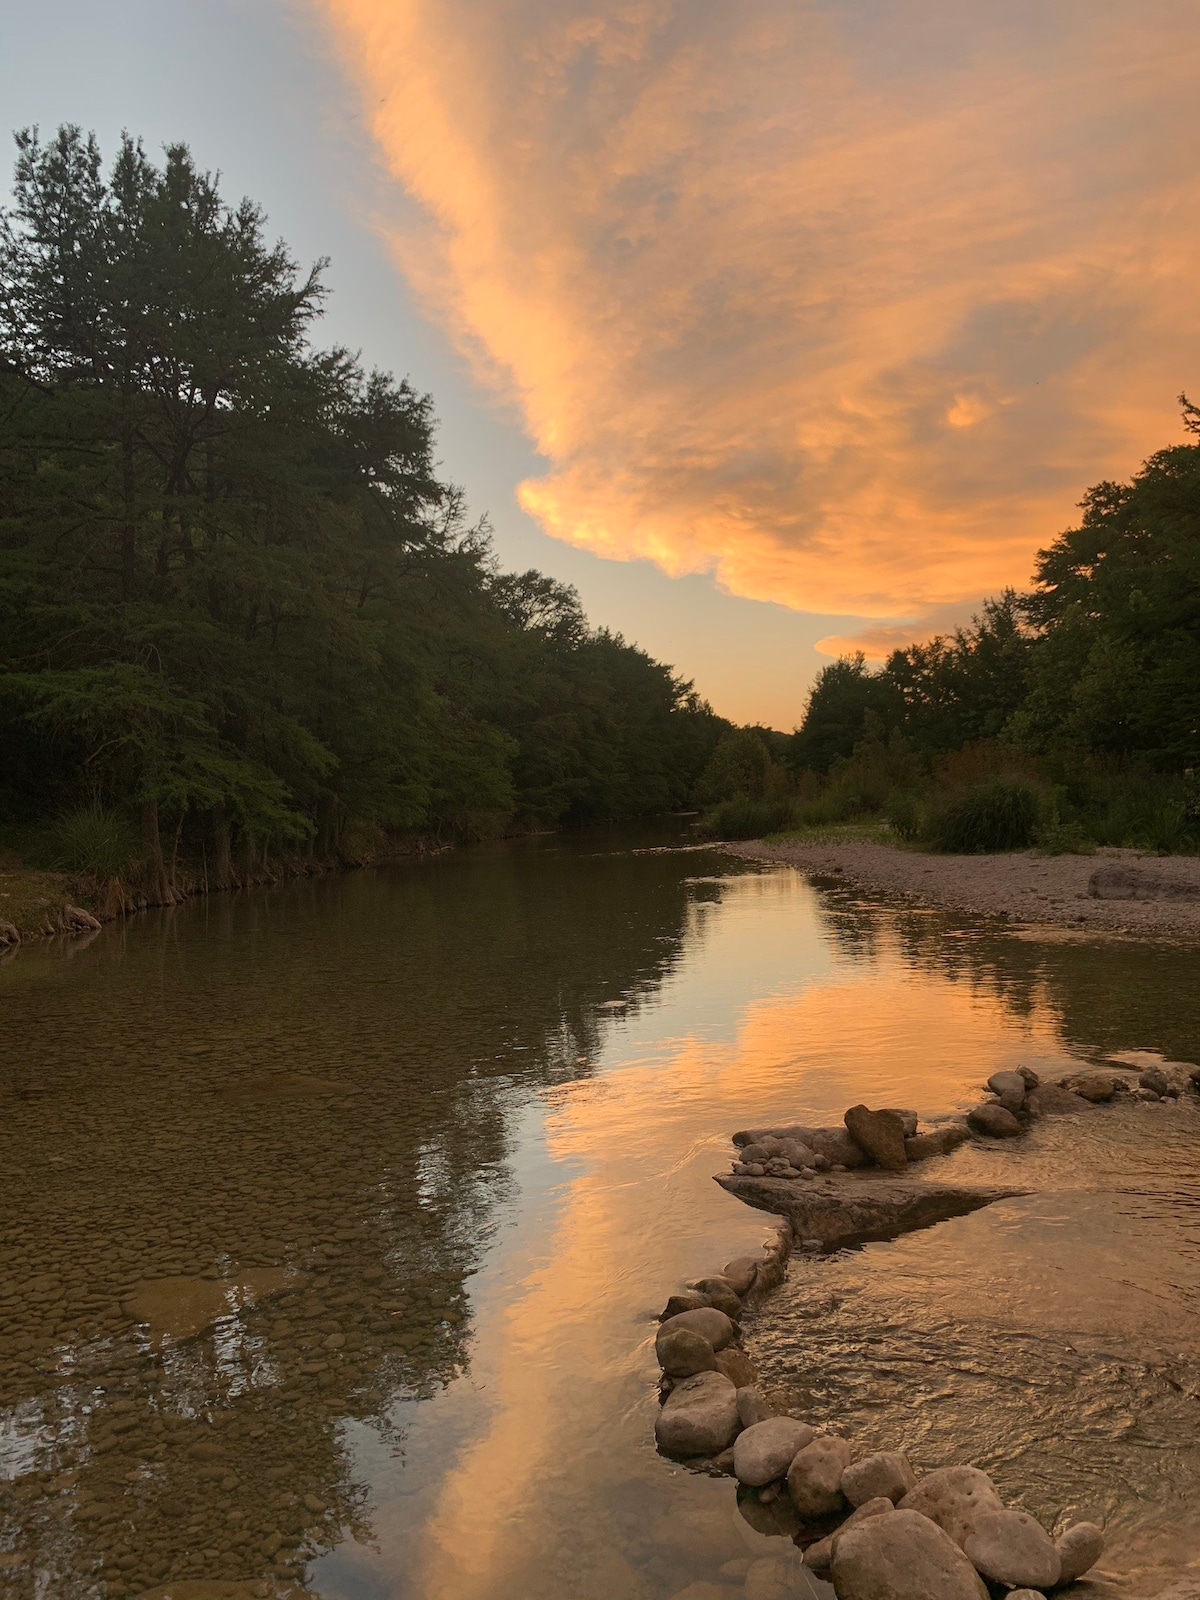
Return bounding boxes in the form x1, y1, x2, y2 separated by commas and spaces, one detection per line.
1, 834, 1198, 1600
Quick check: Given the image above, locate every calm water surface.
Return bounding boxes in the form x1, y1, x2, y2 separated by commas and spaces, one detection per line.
2, 831, 1200, 1600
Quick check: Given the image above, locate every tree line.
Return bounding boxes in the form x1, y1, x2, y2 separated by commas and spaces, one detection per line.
0, 128, 727, 894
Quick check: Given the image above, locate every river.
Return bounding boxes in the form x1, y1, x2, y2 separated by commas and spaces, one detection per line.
1, 830, 1199, 1600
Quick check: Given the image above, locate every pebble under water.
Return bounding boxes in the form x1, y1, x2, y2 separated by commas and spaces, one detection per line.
1, 831, 1199, 1600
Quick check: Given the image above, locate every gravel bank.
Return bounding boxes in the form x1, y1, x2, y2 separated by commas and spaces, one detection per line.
724, 840, 1200, 943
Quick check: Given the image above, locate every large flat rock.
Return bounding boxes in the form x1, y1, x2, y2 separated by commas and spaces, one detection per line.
715, 1172, 1027, 1248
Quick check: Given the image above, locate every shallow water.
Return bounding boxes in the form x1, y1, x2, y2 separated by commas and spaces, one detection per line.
1, 833, 1199, 1600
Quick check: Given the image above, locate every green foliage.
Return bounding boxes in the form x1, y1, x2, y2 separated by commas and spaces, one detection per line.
43, 804, 140, 879
789, 655, 901, 773
925, 779, 1042, 854
883, 790, 923, 842
694, 727, 778, 805
0, 127, 728, 875
696, 796, 798, 840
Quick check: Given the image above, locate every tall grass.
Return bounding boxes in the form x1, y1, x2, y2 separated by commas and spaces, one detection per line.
924, 779, 1042, 853
45, 804, 139, 880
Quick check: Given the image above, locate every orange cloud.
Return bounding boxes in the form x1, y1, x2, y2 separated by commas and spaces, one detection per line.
317, 0, 1200, 616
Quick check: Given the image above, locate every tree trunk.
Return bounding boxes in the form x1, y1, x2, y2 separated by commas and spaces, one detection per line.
211, 804, 235, 890
140, 798, 177, 905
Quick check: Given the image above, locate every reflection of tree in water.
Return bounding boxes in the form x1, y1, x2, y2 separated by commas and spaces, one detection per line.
811, 878, 1200, 1063
0, 836, 719, 1597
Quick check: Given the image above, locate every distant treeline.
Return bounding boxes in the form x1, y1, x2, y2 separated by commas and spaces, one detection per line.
0, 128, 727, 894
694, 402, 1200, 853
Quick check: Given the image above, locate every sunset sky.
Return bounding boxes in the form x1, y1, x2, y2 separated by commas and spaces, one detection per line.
5, 1, 1199, 725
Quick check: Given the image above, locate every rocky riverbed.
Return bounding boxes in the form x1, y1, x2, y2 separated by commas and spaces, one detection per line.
650, 1057, 1200, 1600
723, 841, 1200, 943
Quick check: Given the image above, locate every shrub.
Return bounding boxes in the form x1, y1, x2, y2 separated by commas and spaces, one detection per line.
884, 790, 923, 842
696, 797, 798, 839
46, 804, 139, 880
925, 779, 1041, 853
1032, 818, 1096, 855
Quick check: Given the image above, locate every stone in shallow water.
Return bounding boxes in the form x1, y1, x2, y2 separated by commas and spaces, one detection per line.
966, 1103, 1023, 1137
736, 1386, 771, 1428
898, 1466, 1003, 1549
722, 1256, 759, 1295
844, 1106, 908, 1170
654, 1370, 740, 1456
656, 1326, 717, 1377
122, 1269, 297, 1345
717, 1174, 1025, 1250
657, 1306, 736, 1350
905, 1126, 969, 1162
661, 1289, 710, 1320
787, 1434, 851, 1517
963, 1509, 1061, 1589
687, 1275, 742, 1317
841, 1450, 916, 1506
804, 1496, 895, 1572
733, 1416, 814, 1486
714, 1346, 757, 1387
832, 1510, 989, 1600
1055, 1521, 1104, 1583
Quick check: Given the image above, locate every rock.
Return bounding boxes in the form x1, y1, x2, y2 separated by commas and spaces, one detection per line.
905, 1126, 969, 1162
722, 1256, 759, 1295
736, 1386, 771, 1428
1140, 1067, 1171, 1097
1024, 1084, 1087, 1116
967, 1103, 1023, 1138
714, 1347, 757, 1387
1063, 1072, 1119, 1103
898, 1466, 1003, 1549
717, 1174, 1027, 1249
797, 1126, 870, 1169
841, 1451, 917, 1506
741, 1143, 771, 1162
987, 1071, 1027, 1101
1017, 1066, 1041, 1087
1055, 1522, 1104, 1583
787, 1434, 852, 1517
880, 1109, 920, 1137
666, 1585, 739, 1600
657, 1306, 736, 1351
661, 1289, 710, 1320
832, 1510, 989, 1600
656, 1326, 718, 1377
734, 1416, 815, 1486
737, 1482, 803, 1538
743, 1162, 766, 1175
845, 1106, 908, 1171
963, 1509, 1060, 1589
64, 903, 102, 930
744, 1555, 807, 1600
1089, 863, 1200, 901
655, 1370, 741, 1456
687, 1276, 743, 1317
831, 1497, 899, 1557
1005, 1592, 1045, 1600
780, 1140, 820, 1169
711, 1446, 737, 1475
0, 921, 20, 947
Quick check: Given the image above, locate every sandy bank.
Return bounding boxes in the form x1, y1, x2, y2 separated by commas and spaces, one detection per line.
723, 838, 1200, 943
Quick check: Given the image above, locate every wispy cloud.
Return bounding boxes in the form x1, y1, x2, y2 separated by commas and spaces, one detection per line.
318, 0, 1200, 617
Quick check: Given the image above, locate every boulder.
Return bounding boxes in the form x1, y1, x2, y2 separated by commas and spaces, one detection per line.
736, 1386, 771, 1428
734, 1416, 815, 1486
898, 1466, 1003, 1549
656, 1326, 718, 1377
655, 1370, 741, 1456
657, 1306, 736, 1351
661, 1289, 710, 1320
967, 1103, 1023, 1138
1017, 1066, 1041, 1088
831, 1509, 989, 1600
845, 1106, 908, 1171
1089, 863, 1200, 901
787, 1434, 852, 1517
963, 1509, 1060, 1589
780, 1139, 820, 1169
1140, 1066, 1171, 1097
714, 1347, 758, 1387
687, 1276, 743, 1317
880, 1108, 920, 1137
987, 1071, 1027, 1101
722, 1256, 759, 1295
1063, 1072, 1119, 1104
905, 1126, 969, 1162
1055, 1522, 1104, 1584
804, 1497, 894, 1572
799, 1126, 870, 1169
841, 1450, 917, 1506
717, 1174, 1026, 1250
1024, 1083, 1087, 1117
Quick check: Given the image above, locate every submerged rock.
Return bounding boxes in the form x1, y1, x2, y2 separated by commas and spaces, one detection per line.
716, 1173, 1026, 1250
832, 1509, 989, 1600
687, 1275, 743, 1317
905, 1126, 969, 1162
964, 1509, 1060, 1589
844, 1106, 908, 1171
787, 1434, 852, 1516
1062, 1072, 1121, 1104
733, 1416, 814, 1486
1055, 1522, 1104, 1583
655, 1370, 740, 1456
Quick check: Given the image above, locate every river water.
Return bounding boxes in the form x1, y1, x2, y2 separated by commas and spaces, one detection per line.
2, 831, 1199, 1600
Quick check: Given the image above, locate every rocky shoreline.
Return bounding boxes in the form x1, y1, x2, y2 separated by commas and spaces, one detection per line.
649, 1057, 1200, 1599
723, 839, 1200, 943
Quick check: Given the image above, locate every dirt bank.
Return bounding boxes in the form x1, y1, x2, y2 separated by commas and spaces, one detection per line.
724, 838, 1200, 943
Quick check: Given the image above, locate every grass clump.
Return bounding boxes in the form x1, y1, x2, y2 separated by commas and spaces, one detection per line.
925, 778, 1041, 854
44, 804, 139, 881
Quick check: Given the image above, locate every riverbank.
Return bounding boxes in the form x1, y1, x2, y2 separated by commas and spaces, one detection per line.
723, 837, 1200, 942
